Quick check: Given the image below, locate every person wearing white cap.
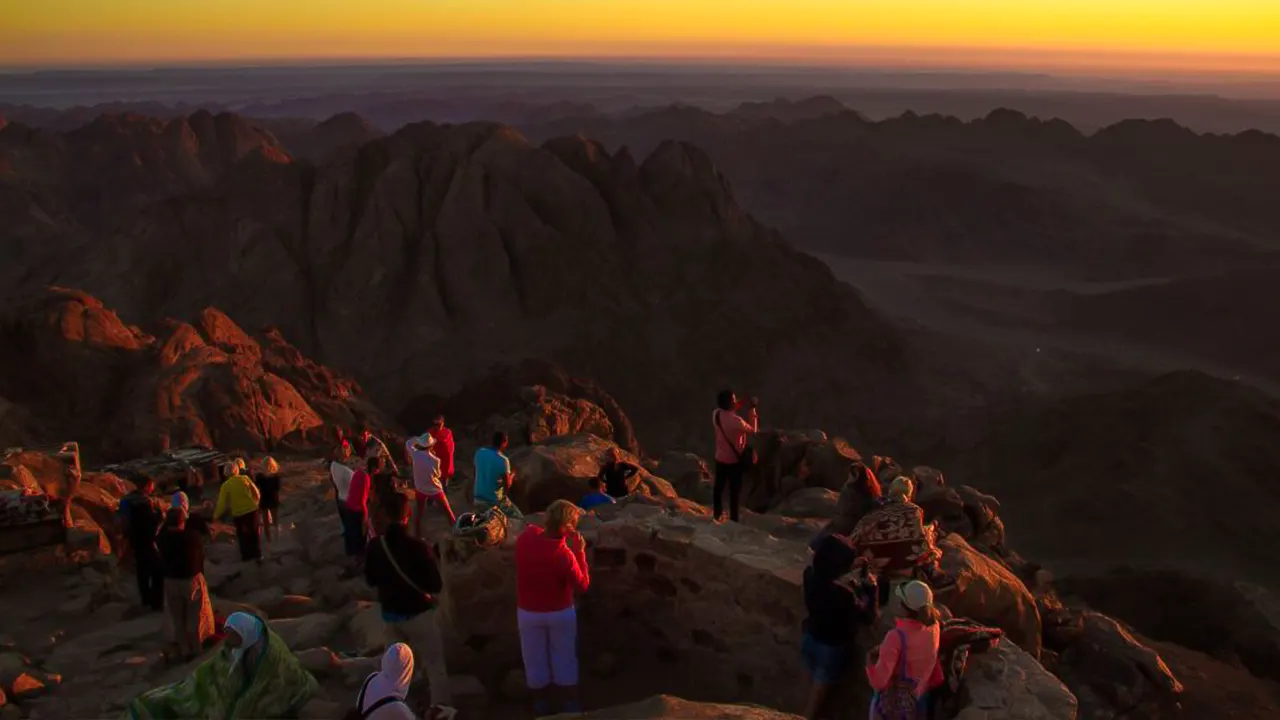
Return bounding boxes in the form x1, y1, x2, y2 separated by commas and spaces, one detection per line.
865, 580, 943, 719
407, 432, 456, 534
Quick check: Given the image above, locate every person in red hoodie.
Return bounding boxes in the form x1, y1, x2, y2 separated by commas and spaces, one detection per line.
427, 415, 456, 489
515, 500, 590, 716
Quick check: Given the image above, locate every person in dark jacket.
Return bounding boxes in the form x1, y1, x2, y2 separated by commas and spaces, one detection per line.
802, 533, 878, 720
598, 448, 639, 498
365, 492, 453, 715
253, 456, 283, 546
157, 493, 215, 661
118, 476, 164, 611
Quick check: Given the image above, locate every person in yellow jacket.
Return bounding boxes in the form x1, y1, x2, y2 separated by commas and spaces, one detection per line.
214, 461, 262, 562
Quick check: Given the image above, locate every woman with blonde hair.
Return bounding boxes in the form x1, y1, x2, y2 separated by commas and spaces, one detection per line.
515, 500, 590, 716
254, 456, 283, 545
866, 580, 943, 720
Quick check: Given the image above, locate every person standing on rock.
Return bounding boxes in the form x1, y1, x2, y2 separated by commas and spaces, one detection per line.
214, 461, 263, 562
427, 415, 456, 489
118, 475, 165, 611
346, 456, 378, 556
516, 500, 590, 716
598, 447, 639, 499
712, 389, 759, 523
866, 580, 943, 720
254, 456, 283, 547
474, 431, 523, 519
158, 492, 215, 663
407, 433, 457, 534
365, 493, 455, 717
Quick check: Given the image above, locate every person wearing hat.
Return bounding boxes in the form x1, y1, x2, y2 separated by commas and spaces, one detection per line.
214, 461, 263, 562
866, 580, 943, 719
407, 431, 456, 534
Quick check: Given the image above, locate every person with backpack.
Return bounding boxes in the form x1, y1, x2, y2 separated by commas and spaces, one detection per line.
118, 475, 165, 611
711, 389, 759, 523
866, 580, 943, 720
364, 493, 454, 717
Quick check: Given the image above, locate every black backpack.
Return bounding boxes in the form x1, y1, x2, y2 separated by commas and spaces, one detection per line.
343, 673, 407, 720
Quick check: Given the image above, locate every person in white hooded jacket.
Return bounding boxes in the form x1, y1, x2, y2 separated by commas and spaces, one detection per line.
355, 643, 457, 720
406, 432, 457, 533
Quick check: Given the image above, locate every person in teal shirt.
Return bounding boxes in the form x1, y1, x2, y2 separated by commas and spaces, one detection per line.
473, 431, 523, 519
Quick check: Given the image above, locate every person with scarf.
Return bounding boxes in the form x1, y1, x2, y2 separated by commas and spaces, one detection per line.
158, 492, 215, 663
214, 462, 262, 562
122, 612, 317, 719
352, 643, 458, 720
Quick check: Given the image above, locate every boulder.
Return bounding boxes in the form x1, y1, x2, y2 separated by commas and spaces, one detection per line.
938, 533, 1042, 658
500, 667, 529, 699
298, 698, 345, 720
295, 647, 339, 676
1054, 611, 1183, 719
554, 695, 803, 719
958, 641, 1079, 719
449, 674, 488, 717
508, 434, 676, 512
8, 672, 47, 701
655, 451, 713, 504
348, 603, 389, 656
746, 430, 860, 512
769, 487, 839, 519
269, 613, 342, 651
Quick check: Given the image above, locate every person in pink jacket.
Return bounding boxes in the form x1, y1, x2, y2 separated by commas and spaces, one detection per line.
866, 580, 943, 719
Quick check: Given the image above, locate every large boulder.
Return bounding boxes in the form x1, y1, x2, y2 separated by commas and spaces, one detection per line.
507, 433, 677, 512
769, 487, 839, 519
655, 451, 713, 504
1054, 611, 1183, 719
958, 641, 1079, 719
746, 430, 859, 512
554, 695, 803, 719
938, 533, 1043, 658
268, 613, 342, 651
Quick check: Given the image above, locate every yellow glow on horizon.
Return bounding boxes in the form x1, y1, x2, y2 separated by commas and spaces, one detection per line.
3, 0, 1279, 74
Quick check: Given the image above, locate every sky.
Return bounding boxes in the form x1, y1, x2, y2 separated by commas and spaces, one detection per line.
4, 0, 1280, 76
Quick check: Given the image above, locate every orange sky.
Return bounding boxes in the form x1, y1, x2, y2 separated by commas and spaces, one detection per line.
3, 0, 1280, 75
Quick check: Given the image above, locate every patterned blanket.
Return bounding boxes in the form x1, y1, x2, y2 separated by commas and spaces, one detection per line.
123, 629, 316, 719
850, 500, 940, 576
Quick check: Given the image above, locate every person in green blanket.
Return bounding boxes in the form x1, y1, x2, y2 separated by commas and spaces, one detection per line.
123, 612, 317, 719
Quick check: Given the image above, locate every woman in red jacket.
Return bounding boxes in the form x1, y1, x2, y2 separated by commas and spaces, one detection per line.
516, 499, 590, 716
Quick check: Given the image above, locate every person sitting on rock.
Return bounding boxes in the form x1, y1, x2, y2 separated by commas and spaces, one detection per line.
427, 415, 457, 489
598, 447, 639, 498
253, 456, 283, 547
866, 581, 943, 720
118, 474, 165, 612
474, 431, 523, 520
124, 611, 317, 719
712, 389, 759, 523
802, 534, 878, 720
578, 477, 617, 511
849, 477, 944, 602
516, 500, 591, 716
407, 432, 457, 534
811, 460, 884, 551
158, 492, 215, 663
365, 493, 454, 717
214, 461, 262, 563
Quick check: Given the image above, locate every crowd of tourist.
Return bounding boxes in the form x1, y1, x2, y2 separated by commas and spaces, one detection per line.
111, 394, 962, 720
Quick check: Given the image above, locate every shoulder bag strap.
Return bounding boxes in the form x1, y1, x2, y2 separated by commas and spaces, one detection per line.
714, 410, 744, 461
379, 535, 434, 600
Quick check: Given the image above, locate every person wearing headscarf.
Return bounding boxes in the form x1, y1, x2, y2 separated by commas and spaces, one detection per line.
253, 457, 283, 545
157, 492, 215, 662
214, 461, 262, 562
354, 644, 418, 719
122, 612, 317, 719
